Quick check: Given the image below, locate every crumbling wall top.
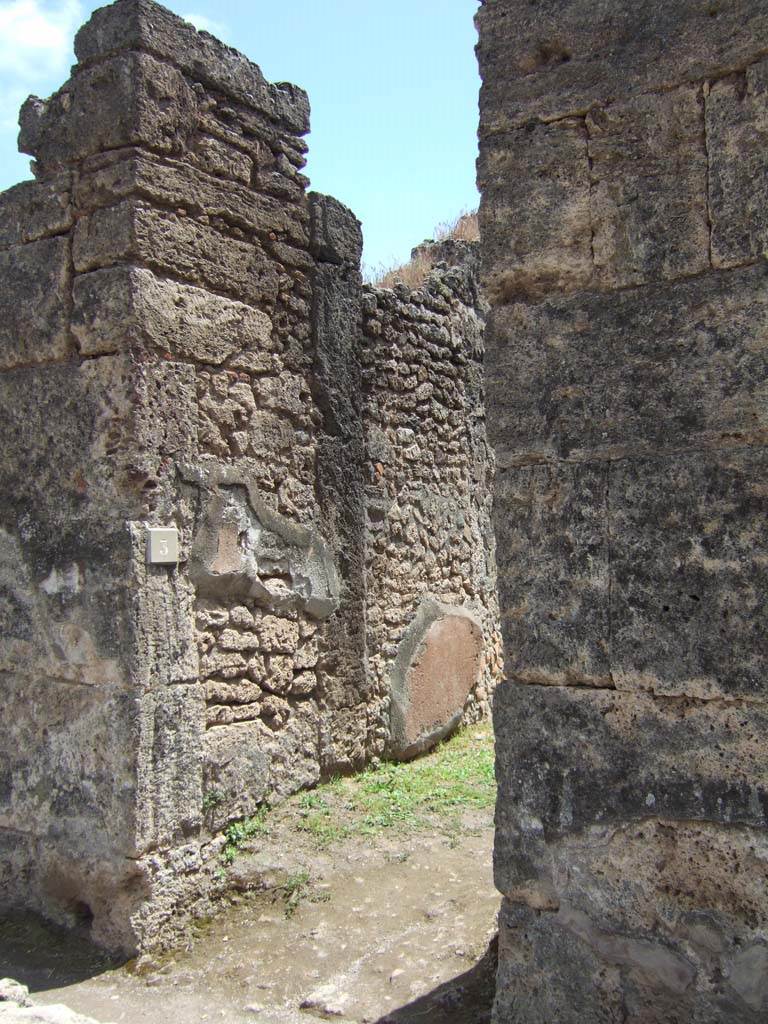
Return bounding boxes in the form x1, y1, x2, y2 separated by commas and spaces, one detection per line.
75, 0, 309, 132
18, 0, 310, 177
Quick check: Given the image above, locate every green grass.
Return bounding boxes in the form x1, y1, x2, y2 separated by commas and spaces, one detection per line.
218, 723, 495, 863
297, 722, 495, 845
221, 806, 270, 864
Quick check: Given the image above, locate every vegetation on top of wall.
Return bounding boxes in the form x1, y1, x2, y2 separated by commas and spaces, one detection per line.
366, 210, 479, 289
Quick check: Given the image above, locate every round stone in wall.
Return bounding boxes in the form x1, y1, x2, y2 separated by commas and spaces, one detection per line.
388, 600, 484, 761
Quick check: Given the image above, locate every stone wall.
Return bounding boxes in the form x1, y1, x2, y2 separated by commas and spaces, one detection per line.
0, 0, 499, 954
477, 1, 768, 1021
362, 243, 501, 760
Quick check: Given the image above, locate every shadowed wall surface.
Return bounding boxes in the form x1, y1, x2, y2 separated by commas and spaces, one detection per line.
476, 1, 768, 1021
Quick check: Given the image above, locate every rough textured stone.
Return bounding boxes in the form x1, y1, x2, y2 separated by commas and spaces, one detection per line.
0, 237, 71, 369
72, 200, 280, 308
72, 266, 273, 360
477, 118, 592, 303
75, 151, 309, 246
74, 0, 309, 133
707, 58, 768, 268
1, 0, 501, 957
487, 263, 768, 467
476, 0, 768, 135
587, 86, 710, 288
479, 2, 768, 1020
309, 191, 363, 265
0, 175, 72, 248
19, 52, 197, 173
361, 242, 502, 765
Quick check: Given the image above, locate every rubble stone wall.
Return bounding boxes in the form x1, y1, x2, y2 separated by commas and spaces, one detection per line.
477, 1, 768, 1021
0, 0, 499, 954
361, 243, 502, 760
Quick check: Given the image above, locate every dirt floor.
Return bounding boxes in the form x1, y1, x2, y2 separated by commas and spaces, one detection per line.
1, 728, 499, 1024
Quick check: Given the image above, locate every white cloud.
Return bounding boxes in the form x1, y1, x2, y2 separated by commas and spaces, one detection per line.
0, 0, 83, 80
182, 11, 229, 42
0, 85, 28, 131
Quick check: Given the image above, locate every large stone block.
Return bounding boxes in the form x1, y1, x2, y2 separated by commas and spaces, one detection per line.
0, 525, 128, 688
0, 236, 71, 369
75, 151, 309, 246
495, 451, 768, 699
611, 449, 768, 700
707, 59, 768, 268
486, 263, 768, 465
19, 52, 197, 173
478, 118, 592, 303
0, 174, 72, 248
494, 463, 610, 686
495, 879, 768, 1024
476, 0, 768, 135
494, 681, 768, 900
587, 85, 710, 288
0, 675, 138, 857
72, 265, 274, 360
203, 700, 320, 829
135, 682, 204, 852
388, 600, 484, 760
309, 192, 363, 266
74, 0, 309, 134
0, 361, 138, 577
72, 199, 280, 308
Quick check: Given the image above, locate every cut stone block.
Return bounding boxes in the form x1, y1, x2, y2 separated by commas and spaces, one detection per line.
0, 237, 71, 370
72, 199, 280, 308
610, 449, 768, 700
74, 0, 309, 133
478, 119, 592, 303
19, 52, 197, 173
494, 462, 610, 688
72, 266, 274, 360
486, 263, 768, 465
309, 192, 363, 266
494, 681, 768, 897
707, 59, 768, 268
587, 85, 710, 288
0, 174, 72, 248
476, 0, 768, 134
75, 151, 309, 247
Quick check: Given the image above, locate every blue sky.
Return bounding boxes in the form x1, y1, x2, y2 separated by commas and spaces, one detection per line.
0, 0, 481, 274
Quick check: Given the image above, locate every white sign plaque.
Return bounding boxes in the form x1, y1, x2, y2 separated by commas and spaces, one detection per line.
146, 527, 179, 565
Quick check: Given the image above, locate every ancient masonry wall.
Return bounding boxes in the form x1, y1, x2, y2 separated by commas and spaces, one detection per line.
362, 243, 502, 759
477, 1, 768, 1021
0, 0, 499, 954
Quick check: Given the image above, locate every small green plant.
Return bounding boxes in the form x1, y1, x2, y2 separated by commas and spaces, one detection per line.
202, 789, 224, 813
282, 869, 310, 918
280, 871, 331, 918
298, 791, 327, 811
221, 807, 270, 865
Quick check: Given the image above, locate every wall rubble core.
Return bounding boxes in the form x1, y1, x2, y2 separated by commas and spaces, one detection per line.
0, 0, 500, 954
477, 1, 768, 1022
